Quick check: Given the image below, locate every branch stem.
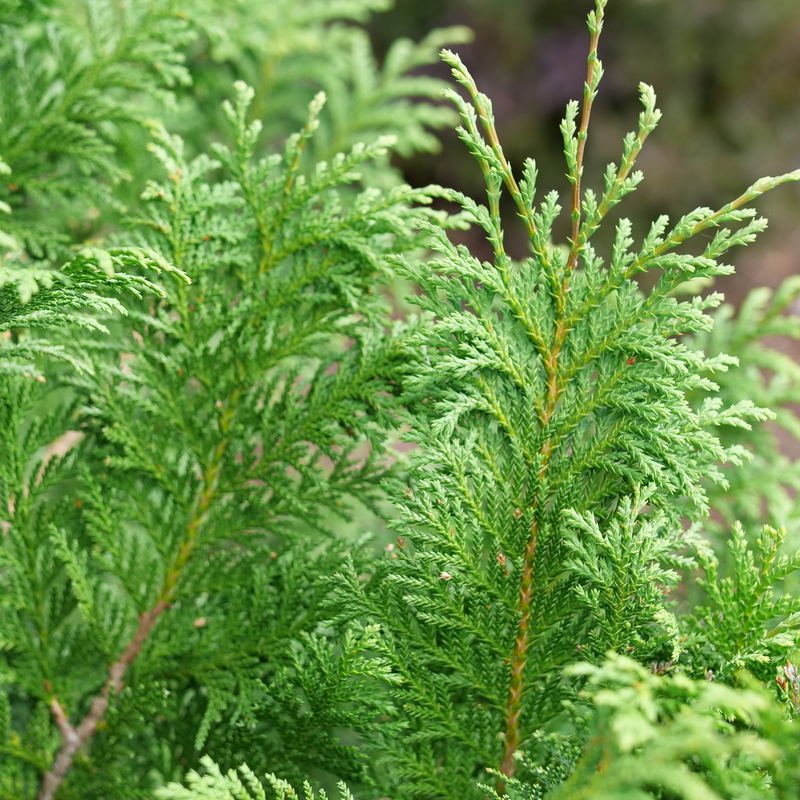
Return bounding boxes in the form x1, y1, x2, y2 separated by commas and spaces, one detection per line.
38, 393, 239, 799
38, 601, 167, 800
500, 3, 606, 785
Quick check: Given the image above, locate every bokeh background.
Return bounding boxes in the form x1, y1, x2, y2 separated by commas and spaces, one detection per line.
369, 0, 800, 308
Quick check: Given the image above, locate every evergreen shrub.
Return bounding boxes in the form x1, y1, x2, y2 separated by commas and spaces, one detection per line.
1, 2, 799, 799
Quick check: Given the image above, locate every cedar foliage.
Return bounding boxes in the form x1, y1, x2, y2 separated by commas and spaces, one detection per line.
1, 1, 800, 800
178, 0, 472, 167
0, 0, 191, 373
328, 2, 800, 798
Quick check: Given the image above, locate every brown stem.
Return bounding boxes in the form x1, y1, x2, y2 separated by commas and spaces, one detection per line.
495, 433, 559, 791
498, 338, 562, 788
499, 439, 553, 788
498, 15, 604, 781
472, 99, 538, 244
38, 418, 234, 799
38, 602, 167, 800
499, 520, 539, 780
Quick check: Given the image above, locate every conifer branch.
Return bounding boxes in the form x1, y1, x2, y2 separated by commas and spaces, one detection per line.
500, 10, 607, 773
565, 1, 607, 276
626, 170, 800, 279
410, 2, 800, 792
38, 601, 168, 800
440, 50, 541, 251
39, 396, 238, 799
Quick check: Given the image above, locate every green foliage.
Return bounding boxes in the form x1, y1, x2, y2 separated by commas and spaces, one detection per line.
0, 373, 86, 800
562, 488, 692, 662
327, 4, 800, 797
4, 1, 800, 799
545, 655, 800, 800
683, 523, 800, 684
0, 692, 54, 800
0, 375, 99, 700
176, 0, 472, 177
73, 78, 438, 549
0, 0, 465, 375
0, 246, 181, 374
0, 0, 192, 375
157, 755, 271, 800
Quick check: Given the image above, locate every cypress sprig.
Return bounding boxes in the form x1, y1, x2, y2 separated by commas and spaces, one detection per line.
683, 523, 800, 684
14, 78, 449, 797
686, 277, 800, 538
328, 2, 800, 798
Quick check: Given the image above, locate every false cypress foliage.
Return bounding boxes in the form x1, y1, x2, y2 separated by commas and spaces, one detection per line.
0, 245, 177, 375
330, 2, 800, 798
686, 278, 800, 543
0, 14, 201, 790
0, 76, 450, 796
0, 0, 473, 376
681, 523, 800, 686
173, 0, 472, 182
0, 0, 192, 261
4, 1, 800, 799
0, 0, 472, 377
0, 32, 195, 794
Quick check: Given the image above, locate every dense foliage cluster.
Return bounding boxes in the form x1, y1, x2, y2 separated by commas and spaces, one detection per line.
1, 2, 800, 800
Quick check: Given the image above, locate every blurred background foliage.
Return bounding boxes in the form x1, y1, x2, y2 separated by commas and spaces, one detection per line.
367, 0, 800, 308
